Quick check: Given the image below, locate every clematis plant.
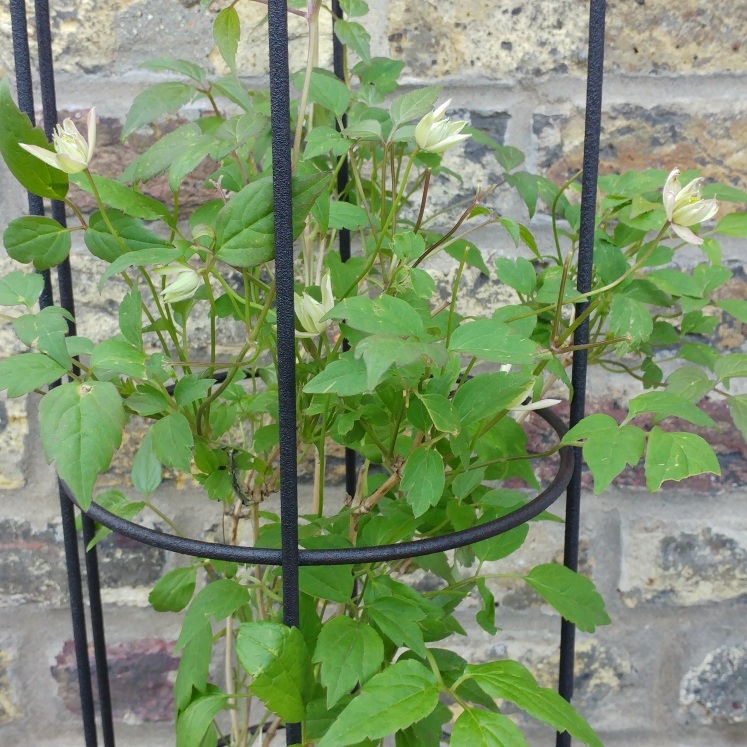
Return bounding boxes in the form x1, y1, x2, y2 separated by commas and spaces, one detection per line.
0, 3, 745, 746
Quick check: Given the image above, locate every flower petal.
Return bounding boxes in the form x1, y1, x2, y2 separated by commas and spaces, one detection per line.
86, 107, 97, 163
19, 143, 63, 170
671, 222, 703, 246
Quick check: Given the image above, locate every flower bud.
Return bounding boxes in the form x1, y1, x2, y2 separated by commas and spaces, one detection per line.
20, 108, 96, 174
415, 99, 470, 154
152, 264, 200, 304
663, 168, 718, 246
294, 272, 335, 337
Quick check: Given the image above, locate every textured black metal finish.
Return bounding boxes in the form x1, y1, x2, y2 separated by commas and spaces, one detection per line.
331, 0, 358, 501
267, 0, 301, 742
64, 408, 572, 566
81, 514, 116, 747
8, 0, 53, 308
556, 1, 606, 745
59, 486, 99, 747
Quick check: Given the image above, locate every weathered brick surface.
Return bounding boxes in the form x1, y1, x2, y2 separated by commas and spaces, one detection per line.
681, 644, 747, 725
620, 522, 747, 607
0, 646, 22, 726
535, 103, 747, 193
0, 394, 28, 490
52, 639, 178, 723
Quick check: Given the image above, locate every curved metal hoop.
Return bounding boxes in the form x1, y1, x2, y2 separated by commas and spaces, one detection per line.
63, 408, 573, 567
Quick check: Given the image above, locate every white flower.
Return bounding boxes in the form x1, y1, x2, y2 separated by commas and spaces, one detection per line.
19, 108, 96, 174
294, 272, 334, 338
152, 264, 200, 304
663, 168, 718, 246
415, 100, 470, 154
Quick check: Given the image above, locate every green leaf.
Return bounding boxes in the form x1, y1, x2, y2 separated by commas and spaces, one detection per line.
716, 299, 747, 324
334, 19, 371, 64
236, 622, 313, 722
0, 271, 44, 308
390, 86, 441, 126
475, 578, 497, 635
563, 414, 645, 494
141, 56, 207, 83
355, 336, 435, 390
728, 395, 747, 441
304, 356, 368, 396
392, 232, 425, 262
131, 428, 162, 497
39, 381, 126, 509
465, 660, 603, 747
149, 566, 197, 612
174, 620, 213, 710
90, 340, 147, 379
215, 173, 330, 267
449, 320, 544, 365
523, 564, 610, 632
300, 70, 352, 119
366, 597, 427, 657
70, 173, 171, 223
176, 685, 227, 747
452, 708, 530, 747
313, 617, 384, 708
494, 257, 536, 296
14, 306, 71, 367
417, 392, 460, 435
452, 372, 531, 427
325, 295, 424, 337
152, 413, 194, 473
666, 367, 713, 404
121, 122, 203, 184
0, 353, 67, 396
609, 295, 653, 345
86, 210, 173, 264
626, 391, 715, 428
174, 374, 216, 407
118, 287, 143, 348
340, 0, 369, 16
0, 78, 68, 199
213, 5, 241, 73
644, 427, 721, 491
442, 238, 491, 276
401, 447, 445, 518
99, 247, 181, 289
316, 660, 439, 747
329, 202, 369, 230
304, 126, 351, 159
86, 489, 145, 549
646, 269, 702, 298
472, 523, 528, 563
3, 216, 71, 270
715, 212, 747, 237
715, 354, 747, 382
122, 82, 196, 140
177, 579, 250, 650
299, 564, 354, 603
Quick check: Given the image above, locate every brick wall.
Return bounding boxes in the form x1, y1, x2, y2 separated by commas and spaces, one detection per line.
1, 0, 747, 745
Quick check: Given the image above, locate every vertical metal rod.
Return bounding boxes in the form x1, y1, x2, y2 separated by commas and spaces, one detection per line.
267, 0, 301, 743
59, 484, 99, 747
331, 0, 357, 500
556, 1, 606, 745
8, 0, 53, 309
33, 5, 115, 743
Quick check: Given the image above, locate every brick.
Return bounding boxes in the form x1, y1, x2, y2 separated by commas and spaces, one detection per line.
0, 520, 67, 607
534, 103, 747, 194
681, 644, 747, 724
0, 393, 28, 490
52, 639, 178, 723
620, 521, 747, 607
0, 645, 22, 725
387, 0, 747, 80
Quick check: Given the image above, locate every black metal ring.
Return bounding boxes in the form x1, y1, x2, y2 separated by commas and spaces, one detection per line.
63, 407, 572, 566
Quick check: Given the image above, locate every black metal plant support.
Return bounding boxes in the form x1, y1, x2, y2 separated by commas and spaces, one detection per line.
7, 0, 607, 743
